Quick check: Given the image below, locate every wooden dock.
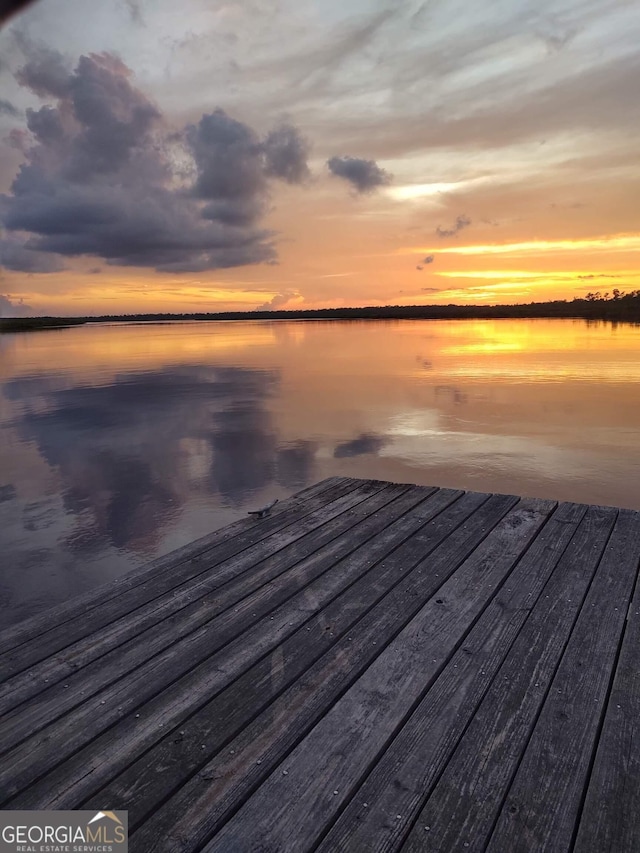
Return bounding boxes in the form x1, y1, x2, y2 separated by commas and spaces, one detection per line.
1, 476, 639, 852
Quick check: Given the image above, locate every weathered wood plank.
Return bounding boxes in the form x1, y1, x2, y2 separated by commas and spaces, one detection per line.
397, 504, 617, 853
82, 487, 465, 824
316, 500, 587, 853
202, 497, 554, 853
573, 537, 640, 853
0, 478, 376, 680
0, 476, 348, 653
484, 509, 640, 853
0, 481, 409, 721
4, 476, 638, 853
0, 484, 436, 802
115, 490, 505, 850
11, 487, 493, 816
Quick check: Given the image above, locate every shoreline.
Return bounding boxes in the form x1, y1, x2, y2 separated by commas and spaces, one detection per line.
2, 298, 640, 332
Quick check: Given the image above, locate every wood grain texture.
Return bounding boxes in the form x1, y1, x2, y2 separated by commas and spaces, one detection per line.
399, 504, 618, 853
317, 500, 586, 853
82, 488, 464, 825
2, 478, 639, 853
0, 484, 426, 801
573, 534, 640, 853
204, 497, 552, 853
110, 490, 498, 850
484, 508, 640, 853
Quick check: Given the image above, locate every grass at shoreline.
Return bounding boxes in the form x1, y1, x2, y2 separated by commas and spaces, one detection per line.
2, 295, 640, 333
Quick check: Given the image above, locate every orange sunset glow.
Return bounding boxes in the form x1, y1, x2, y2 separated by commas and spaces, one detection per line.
1, 1, 639, 315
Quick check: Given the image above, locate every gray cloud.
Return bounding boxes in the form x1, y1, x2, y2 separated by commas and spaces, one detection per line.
0, 484, 16, 503
15, 45, 73, 99
423, 254, 435, 264
263, 123, 311, 184
1, 51, 310, 274
0, 99, 20, 118
436, 214, 471, 238
326, 155, 392, 193
0, 292, 35, 316
0, 237, 63, 272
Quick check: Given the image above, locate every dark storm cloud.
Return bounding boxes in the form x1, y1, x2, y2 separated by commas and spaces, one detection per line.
0, 238, 63, 272
326, 155, 392, 194
0, 98, 20, 117
333, 432, 387, 458
436, 214, 471, 238
1, 50, 310, 274
263, 123, 311, 184
187, 109, 265, 204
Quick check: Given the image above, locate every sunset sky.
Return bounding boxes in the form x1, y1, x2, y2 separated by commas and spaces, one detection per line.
0, 0, 639, 316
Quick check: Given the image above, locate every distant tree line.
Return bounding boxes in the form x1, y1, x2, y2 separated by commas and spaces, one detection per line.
2, 290, 640, 333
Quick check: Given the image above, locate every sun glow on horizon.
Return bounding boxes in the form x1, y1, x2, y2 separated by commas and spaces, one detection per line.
408, 234, 640, 257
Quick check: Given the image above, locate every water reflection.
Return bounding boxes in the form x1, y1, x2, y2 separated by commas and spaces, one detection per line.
7, 365, 280, 550
1, 318, 640, 626
334, 433, 388, 458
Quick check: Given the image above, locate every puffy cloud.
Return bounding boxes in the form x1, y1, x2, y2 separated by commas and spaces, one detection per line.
263, 123, 311, 184
187, 109, 265, 206
1, 50, 310, 274
436, 214, 471, 238
255, 288, 300, 311
0, 292, 35, 316
15, 46, 73, 99
326, 155, 391, 193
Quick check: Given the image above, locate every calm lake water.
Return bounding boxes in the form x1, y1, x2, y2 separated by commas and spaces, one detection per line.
1, 318, 639, 626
